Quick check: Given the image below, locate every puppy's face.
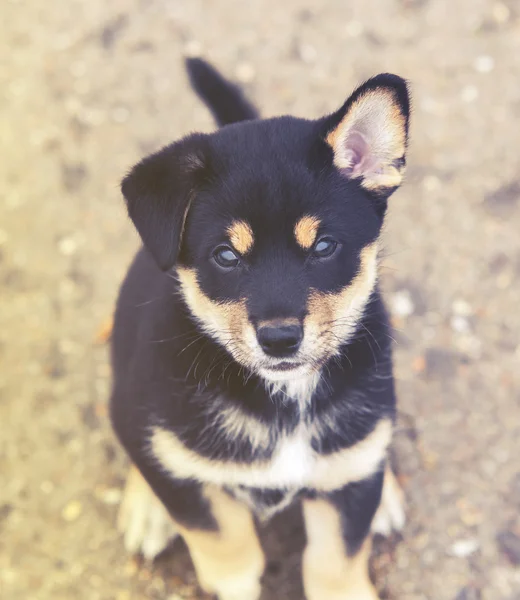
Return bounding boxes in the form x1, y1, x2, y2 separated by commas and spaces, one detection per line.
123, 75, 409, 382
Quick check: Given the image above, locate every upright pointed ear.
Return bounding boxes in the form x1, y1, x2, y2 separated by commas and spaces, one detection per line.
121, 134, 209, 271
326, 74, 410, 193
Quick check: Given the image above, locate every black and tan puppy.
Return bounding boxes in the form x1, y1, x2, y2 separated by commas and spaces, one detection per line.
111, 58, 410, 600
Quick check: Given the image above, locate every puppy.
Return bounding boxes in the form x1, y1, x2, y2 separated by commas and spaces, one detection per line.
111, 58, 410, 600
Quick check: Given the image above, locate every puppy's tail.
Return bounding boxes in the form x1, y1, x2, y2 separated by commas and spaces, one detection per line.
185, 58, 259, 127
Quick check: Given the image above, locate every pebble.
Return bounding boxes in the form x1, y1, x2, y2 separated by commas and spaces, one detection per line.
454, 334, 482, 359
235, 62, 256, 84
58, 236, 78, 256
492, 2, 510, 24
461, 85, 479, 103
69, 60, 87, 78
422, 175, 442, 192
452, 299, 473, 317
95, 487, 122, 505
183, 39, 202, 58
345, 21, 364, 37
455, 586, 481, 600
391, 289, 415, 318
111, 106, 130, 123
449, 538, 480, 558
496, 529, 520, 565
473, 55, 494, 74
62, 500, 83, 522
450, 315, 471, 334
40, 480, 54, 494
297, 42, 318, 64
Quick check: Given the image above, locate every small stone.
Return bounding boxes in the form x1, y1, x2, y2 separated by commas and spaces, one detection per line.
473, 55, 495, 73
111, 106, 130, 123
391, 289, 415, 318
5, 191, 24, 209
297, 42, 318, 64
450, 315, 471, 334
455, 586, 481, 600
424, 347, 459, 379
69, 60, 87, 78
456, 498, 484, 526
454, 334, 482, 359
40, 480, 54, 494
422, 175, 442, 192
449, 538, 479, 558
96, 487, 122, 505
345, 21, 364, 37
95, 316, 114, 344
58, 236, 78, 256
492, 2, 510, 24
452, 299, 473, 317
81, 108, 106, 126
62, 500, 83, 522
412, 355, 426, 373
183, 39, 203, 58
497, 529, 520, 565
235, 62, 256, 84
461, 85, 479, 103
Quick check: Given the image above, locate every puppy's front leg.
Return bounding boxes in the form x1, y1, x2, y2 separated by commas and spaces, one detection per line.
119, 465, 264, 600
302, 470, 384, 600
179, 484, 265, 600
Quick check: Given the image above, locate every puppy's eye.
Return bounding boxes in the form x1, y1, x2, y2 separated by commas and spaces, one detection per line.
312, 238, 338, 259
213, 246, 240, 269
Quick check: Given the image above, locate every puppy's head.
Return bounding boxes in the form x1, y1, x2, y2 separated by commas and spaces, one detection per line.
122, 75, 410, 383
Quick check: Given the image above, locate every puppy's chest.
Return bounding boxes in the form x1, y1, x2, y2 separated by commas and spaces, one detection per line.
152, 411, 392, 493
226, 484, 300, 521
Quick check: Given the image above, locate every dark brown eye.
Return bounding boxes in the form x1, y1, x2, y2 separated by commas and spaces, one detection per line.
213, 246, 240, 269
312, 238, 338, 259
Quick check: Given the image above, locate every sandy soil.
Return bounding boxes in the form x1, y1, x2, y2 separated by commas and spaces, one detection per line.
1, 1, 520, 599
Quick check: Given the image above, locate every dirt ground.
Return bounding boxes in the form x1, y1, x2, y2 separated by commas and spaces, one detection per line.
1, 1, 520, 599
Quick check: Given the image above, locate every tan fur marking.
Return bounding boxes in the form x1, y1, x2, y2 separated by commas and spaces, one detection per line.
303, 500, 378, 600
305, 242, 378, 359
327, 88, 406, 191
294, 215, 321, 250
150, 418, 391, 491
227, 220, 254, 254
176, 267, 252, 357
176, 486, 265, 600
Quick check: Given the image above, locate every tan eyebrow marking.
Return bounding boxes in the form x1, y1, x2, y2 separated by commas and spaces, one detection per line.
227, 220, 254, 254
294, 215, 321, 250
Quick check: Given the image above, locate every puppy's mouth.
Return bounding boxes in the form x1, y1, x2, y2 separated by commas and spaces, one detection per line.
267, 361, 304, 372
258, 361, 311, 382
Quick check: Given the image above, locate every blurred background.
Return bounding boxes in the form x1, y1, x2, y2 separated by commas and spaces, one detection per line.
1, 1, 519, 599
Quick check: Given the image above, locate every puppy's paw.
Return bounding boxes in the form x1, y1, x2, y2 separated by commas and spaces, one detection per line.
212, 576, 262, 600
118, 466, 179, 560
371, 467, 405, 537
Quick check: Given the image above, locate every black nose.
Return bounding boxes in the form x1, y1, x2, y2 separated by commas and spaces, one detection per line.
257, 324, 303, 357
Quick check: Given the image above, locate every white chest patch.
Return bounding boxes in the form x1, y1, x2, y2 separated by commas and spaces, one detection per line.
266, 372, 321, 408
150, 418, 392, 492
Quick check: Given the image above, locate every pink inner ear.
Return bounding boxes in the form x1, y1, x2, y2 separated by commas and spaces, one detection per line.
342, 131, 381, 177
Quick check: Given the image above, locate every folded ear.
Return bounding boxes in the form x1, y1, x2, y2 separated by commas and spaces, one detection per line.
121, 134, 208, 271
326, 74, 410, 193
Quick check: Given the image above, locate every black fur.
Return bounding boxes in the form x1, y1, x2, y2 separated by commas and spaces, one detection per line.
186, 57, 259, 126
329, 469, 385, 556
110, 58, 410, 587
